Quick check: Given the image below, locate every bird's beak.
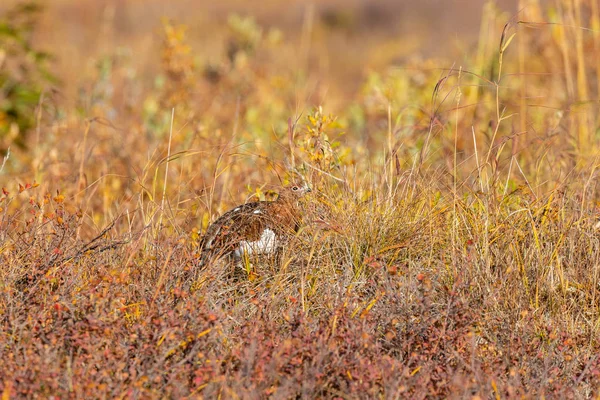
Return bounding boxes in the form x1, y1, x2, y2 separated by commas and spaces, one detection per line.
305, 186, 312, 193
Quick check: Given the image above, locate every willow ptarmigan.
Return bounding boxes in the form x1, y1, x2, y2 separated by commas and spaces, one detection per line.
198, 183, 312, 267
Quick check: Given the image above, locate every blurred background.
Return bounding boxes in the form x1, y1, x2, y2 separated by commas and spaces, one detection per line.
3, 0, 522, 109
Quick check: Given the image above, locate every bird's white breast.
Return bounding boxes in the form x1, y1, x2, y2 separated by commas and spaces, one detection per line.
235, 228, 277, 257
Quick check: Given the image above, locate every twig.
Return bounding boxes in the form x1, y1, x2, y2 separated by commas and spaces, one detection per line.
159, 108, 175, 231
0, 147, 10, 174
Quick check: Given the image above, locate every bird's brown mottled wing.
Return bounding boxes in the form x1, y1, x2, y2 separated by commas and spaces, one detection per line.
199, 201, 270, 263
265, 200, 302, 235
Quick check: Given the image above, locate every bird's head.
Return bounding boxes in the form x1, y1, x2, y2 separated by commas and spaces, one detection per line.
278, 182, 312, 202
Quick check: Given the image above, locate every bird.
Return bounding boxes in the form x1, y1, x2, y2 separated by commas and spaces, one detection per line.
197, 182, 312, 269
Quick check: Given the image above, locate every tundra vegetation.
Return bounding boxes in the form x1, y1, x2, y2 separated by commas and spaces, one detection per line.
1, 0, 600, 398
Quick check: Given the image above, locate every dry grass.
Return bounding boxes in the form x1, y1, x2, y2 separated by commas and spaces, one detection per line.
1, 0, 600, 398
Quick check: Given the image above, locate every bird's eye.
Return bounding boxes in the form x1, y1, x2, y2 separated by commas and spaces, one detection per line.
292, 186, 299, 191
